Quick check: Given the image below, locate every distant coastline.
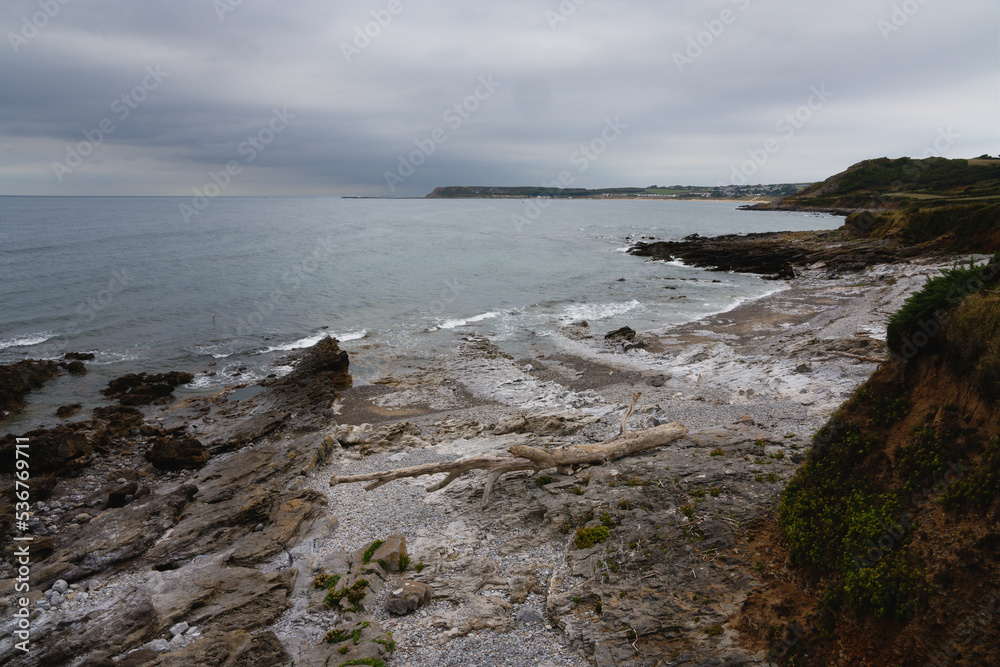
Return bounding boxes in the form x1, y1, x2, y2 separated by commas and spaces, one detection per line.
421, 183, 811, 201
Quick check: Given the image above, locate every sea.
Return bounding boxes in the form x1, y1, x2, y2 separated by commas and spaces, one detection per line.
0, 196, 842, 434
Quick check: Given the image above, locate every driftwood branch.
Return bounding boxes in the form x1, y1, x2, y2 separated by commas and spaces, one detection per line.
619, 391, 641, 436
330, 418, 687, 508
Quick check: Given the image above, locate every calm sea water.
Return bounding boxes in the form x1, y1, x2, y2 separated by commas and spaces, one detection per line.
0, 196, 841, 432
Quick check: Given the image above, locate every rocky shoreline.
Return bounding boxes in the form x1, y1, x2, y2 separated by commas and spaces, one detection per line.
0, 244, 960, 666
628, 229, 947, 280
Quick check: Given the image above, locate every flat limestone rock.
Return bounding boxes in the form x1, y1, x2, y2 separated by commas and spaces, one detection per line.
145, 557, 297, 636
430, 594, 515, 640
147, 630, 288, 667
493, 409, 600, 436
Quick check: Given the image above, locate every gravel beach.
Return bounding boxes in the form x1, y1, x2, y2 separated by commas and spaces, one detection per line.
0, 256, 958, 666
261, 257, 953, 666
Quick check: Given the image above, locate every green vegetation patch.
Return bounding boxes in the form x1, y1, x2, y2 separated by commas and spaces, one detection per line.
780, 422, 884, 570
324, 578, 370, 612
779, 420, 927, 619
851, 385, 910, 427
313, 573, 341, 590
361, 540, 384, 565
337, 659, 385, 667
886, 257, 1000, 356
897, 425, 954, 493
943, 291, 1000, 401
574, 525, 610, 549
943, 436, 1000, 511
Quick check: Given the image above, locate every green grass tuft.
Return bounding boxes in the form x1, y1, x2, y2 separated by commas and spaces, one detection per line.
573, 525, 610, 549
361, 540, 384, 565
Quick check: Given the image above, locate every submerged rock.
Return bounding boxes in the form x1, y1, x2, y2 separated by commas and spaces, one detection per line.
62, 360, 87, 375
56, 403, 83, 418
604, 326, 637, 342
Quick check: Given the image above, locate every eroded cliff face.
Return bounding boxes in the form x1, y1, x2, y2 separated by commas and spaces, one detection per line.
739, 320, 1000, 666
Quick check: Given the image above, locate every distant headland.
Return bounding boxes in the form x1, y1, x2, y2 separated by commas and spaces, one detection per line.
423, 183, 808, 201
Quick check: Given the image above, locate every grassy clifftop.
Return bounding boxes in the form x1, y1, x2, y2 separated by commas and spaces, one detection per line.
743, 263, 1000, 664
750, 156, 1000, 252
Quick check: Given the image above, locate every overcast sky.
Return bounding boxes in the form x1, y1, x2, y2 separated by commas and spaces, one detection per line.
1, 0, 997, 197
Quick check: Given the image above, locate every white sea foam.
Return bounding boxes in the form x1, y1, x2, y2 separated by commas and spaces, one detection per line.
88, 351, 143, 365
191, 342, 235, 359
432, 311, 501, 331
337, 330, 367, 342
0, 332, 55, 351
261, 334, 326, 353
261, 330, 366, 353
186, 374, 217, 389
561, 300, 642, 322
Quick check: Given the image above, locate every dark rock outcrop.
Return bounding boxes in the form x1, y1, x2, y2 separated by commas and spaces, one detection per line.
0, 359, 61, 418
92, 405, 144, 436
629, 231, 911, 278
1, 406, 146, 475
0, 423, 96, 475
101, 371, 194, 406
145, 435, 211, 470
605, 326, 647, 351
56, 403, 83, 418
105, 481, 140, 509
604, 326, 637, 343
0, 340, 353, 665
61, 360, 87, 375
28, 484, 199, 591
148, 630, 289, 666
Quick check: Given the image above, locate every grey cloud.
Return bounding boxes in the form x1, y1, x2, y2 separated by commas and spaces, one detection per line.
1, 0, 996, 196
